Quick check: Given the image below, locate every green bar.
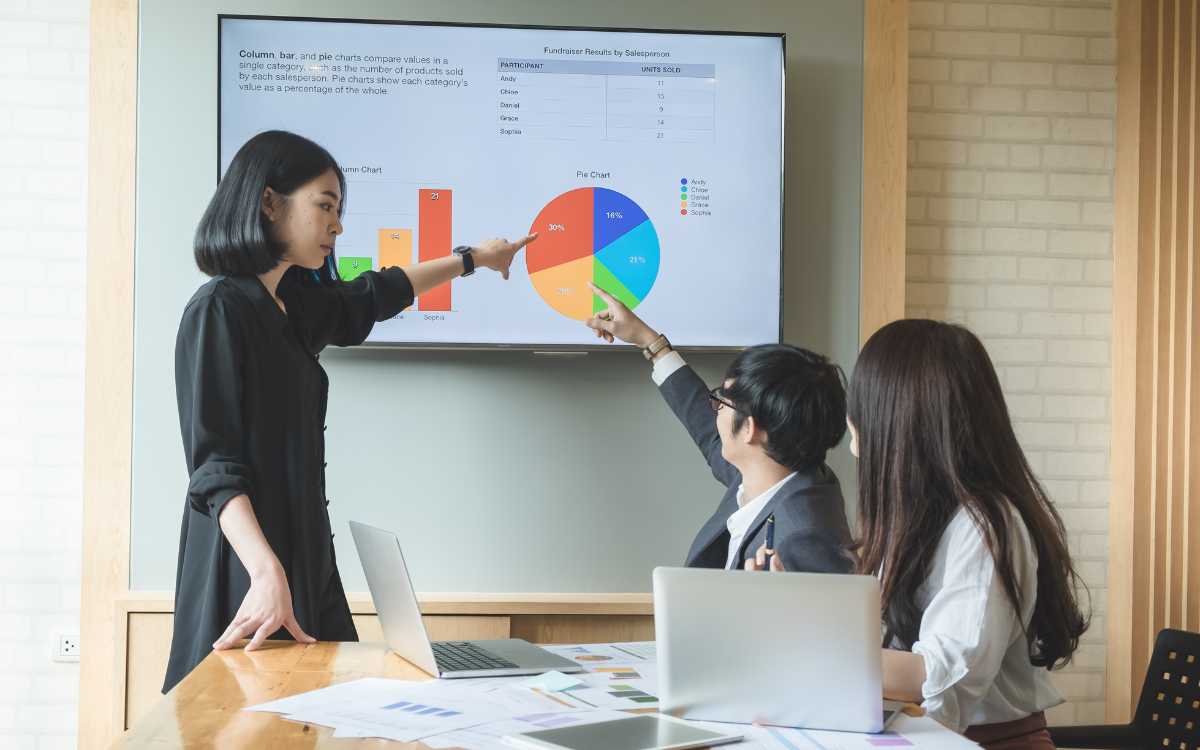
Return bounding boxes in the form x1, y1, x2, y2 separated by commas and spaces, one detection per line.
338, 256, 373, 281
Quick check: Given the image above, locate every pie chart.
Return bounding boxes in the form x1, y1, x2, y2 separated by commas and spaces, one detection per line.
526, 188, 660, 321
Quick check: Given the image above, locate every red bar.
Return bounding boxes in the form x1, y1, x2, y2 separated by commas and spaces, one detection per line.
418, 188, 453, 311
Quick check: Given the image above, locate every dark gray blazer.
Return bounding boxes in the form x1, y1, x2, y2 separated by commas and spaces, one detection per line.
658, 364, 853, 572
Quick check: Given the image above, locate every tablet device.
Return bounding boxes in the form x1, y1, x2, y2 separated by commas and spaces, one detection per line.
502, 714, 743, 750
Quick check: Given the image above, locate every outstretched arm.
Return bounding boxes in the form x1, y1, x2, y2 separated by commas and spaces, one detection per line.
586, 284, 739, 487
404, 234, 537, 296
291, 234, 537, 350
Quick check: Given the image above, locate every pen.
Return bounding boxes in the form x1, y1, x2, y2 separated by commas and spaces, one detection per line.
763, 515, 775, 571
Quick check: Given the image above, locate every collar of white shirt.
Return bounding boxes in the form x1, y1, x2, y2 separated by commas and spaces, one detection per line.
724, 472, 797, 570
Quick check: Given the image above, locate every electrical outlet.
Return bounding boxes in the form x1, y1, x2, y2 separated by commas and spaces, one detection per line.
53, 632, 80, 662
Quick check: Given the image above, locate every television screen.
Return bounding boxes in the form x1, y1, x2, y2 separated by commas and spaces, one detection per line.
219, 16, 784, 348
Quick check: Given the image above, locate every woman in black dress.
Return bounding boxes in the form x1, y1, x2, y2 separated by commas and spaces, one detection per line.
163, 130, 534, 692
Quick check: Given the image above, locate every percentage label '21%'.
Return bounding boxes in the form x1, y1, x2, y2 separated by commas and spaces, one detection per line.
629, 256, 647, 264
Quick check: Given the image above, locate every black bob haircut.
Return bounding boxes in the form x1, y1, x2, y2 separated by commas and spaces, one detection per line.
722, 344, 848, 473
194, 130, 345, 282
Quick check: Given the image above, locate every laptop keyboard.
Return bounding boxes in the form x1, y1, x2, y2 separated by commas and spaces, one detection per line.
431, 641, 520, 672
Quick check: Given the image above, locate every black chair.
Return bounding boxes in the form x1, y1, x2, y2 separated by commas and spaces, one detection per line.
1048, 628, 1200, 750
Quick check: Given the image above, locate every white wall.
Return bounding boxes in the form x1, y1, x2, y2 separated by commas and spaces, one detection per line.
0, 0, 89, 747
906, 0, 1114, 725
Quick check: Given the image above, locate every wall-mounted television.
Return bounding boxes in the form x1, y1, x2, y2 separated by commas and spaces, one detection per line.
219, 15, 784, 348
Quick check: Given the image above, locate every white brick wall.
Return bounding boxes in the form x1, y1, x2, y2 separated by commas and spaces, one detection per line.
0, 0, 89, 747
908, 0, 1114, 725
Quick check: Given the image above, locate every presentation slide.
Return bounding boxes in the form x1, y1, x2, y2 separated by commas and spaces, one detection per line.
219, 17, 783, 348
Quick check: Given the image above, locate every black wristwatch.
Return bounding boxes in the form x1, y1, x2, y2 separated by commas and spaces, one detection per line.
452, 245, 475, 277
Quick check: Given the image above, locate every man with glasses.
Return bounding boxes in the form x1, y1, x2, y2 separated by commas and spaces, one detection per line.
586, 284, 853, 572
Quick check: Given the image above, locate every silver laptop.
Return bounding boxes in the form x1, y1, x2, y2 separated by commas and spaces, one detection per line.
349, 520, 585, 679
653, 567, 884, 733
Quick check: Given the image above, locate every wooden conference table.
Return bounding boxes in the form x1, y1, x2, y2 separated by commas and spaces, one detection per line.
118, 641, 476, 748
116, 641, 661, 749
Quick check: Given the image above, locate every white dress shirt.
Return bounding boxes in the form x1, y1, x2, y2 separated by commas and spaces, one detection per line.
650, 349, 688, 385
908, 505, 1064, 732
723, 473, 796, 569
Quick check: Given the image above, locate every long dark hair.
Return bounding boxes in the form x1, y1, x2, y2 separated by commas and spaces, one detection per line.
847, 319, 1088, 669
194, 130, 344, 283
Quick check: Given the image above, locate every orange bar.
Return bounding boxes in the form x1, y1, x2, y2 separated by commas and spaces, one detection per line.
418, 188, 452, 311
378, 228, 413, 268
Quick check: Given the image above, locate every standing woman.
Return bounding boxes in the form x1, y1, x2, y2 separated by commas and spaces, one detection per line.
163, 130, 534, 692
751, 320, 1088, 749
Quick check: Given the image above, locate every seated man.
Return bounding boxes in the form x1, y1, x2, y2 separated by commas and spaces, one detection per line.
587, 284, 852, 571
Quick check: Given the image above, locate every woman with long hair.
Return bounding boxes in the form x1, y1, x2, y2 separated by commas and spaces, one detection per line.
751, 319, 1088, 748
164, 130, 534, 692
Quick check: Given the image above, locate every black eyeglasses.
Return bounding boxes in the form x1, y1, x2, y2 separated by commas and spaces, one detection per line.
707, 386, 738, 413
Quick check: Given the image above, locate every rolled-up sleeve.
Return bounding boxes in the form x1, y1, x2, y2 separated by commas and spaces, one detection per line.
910, 515, 1023, 732
175, 294, 254, 518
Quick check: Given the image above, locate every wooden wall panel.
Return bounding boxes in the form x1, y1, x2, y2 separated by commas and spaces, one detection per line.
1109, 0, 1200, 722
509, 615, 655, 645
79, 0, 138, 745
125, 614, 175, 733
350, 615, 512, 643
861, 0, 909, 344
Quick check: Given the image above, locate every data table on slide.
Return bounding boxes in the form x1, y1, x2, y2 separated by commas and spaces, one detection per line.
497, 59, 716, 143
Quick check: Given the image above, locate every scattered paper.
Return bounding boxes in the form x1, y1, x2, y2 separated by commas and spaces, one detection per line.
423, 709, 630, 750
495, 675, 658, 712
795, 715, 980, 750
541, 641, 656, 667
684, 715, 980, 750
241, 642, 974, 750
516, 670, 587, 692
246, 676, 542, 743
245, 676, 400, 715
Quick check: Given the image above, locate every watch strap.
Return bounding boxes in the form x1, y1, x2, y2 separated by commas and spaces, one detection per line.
452, 245, 475, 276
643, 334, 671, 361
